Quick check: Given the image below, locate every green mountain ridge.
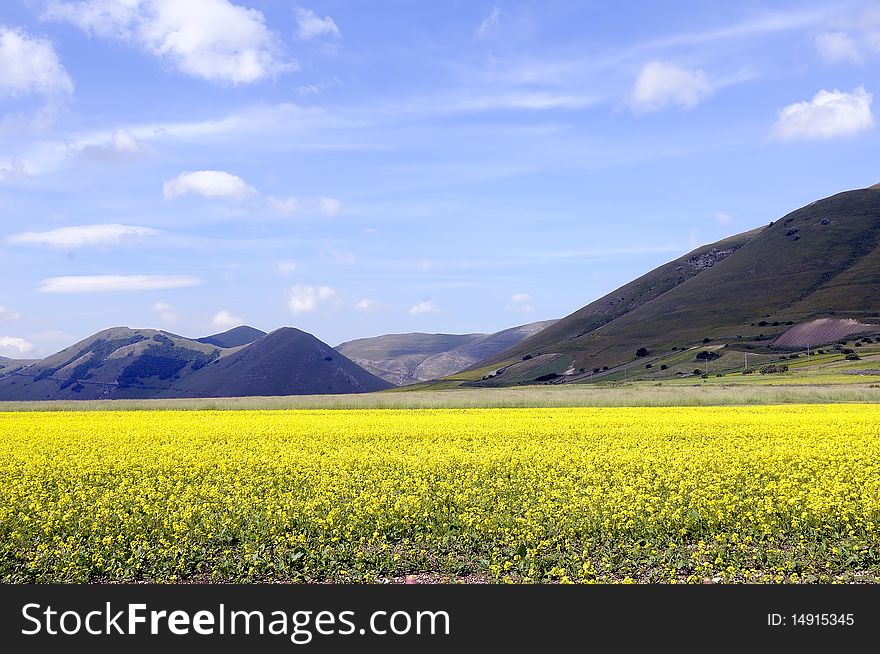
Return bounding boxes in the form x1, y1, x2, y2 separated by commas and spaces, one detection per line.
473, 186, 880, 385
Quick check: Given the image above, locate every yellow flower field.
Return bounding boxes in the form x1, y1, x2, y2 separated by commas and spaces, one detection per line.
2, 405, 879, 583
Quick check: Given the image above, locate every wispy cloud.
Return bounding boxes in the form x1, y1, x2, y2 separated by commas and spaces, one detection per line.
0, 306, 21, 322
318, 197, 341, 216
507, 293, 535, 314
275, 260, 298, 276
295, 7, 340, 40
354, 298, 378, 311
8, 224, 158, 248
409, 300, 438, 315
267, 196, 300, 215
815, 31, 863, 64
326, 249, 356, 265
212, 309, 244, 329
152, 301, 177, 324
39, 274, 202, 293
474, 5, 501, 40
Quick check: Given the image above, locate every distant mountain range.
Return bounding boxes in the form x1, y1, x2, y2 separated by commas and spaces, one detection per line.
335, 320, 556, 385
2, 184, 878, 399
0, 326, 392, 400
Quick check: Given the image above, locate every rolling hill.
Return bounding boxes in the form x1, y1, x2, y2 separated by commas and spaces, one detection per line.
0, 326, 392, 400
470, 185, 880, 386
335, 320, 556, 385
163, 327, 393, 397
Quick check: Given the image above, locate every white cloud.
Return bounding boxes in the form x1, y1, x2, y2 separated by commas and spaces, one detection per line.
0, 306, 21, 322
474, 5, 500, 40
714, 212, 732, 226
354, 298, 377, 311
288, 284, 334, 314
267, 195, 299, 215
39, 274, 202, 293
773, 86, 874, 140
511, 293, 531, 303
152, 301, 177, 323
0, 336, 34, 357
8, 224, 158, 248
44, 0, 294, 84
318, 196, 340, 216
163, 170, 256, 201
630, 61, 713, 112
0, 26, 73, 98
409, 301, 438, 315
275, 260, 298, 275
212, 309, 244, 329
295, 7, 340, 40
814, 31, 862, 64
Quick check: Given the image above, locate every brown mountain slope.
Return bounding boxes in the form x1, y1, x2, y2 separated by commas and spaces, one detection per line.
336, 320, 556, 385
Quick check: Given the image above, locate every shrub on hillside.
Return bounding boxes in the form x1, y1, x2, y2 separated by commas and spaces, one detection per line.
636, 347, 649, 357
845, 353, 861, 361
759, 364, 789, 374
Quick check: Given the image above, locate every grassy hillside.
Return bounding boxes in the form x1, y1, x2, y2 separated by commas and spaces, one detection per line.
476, 187, 880, 385
0, 328, 223, 400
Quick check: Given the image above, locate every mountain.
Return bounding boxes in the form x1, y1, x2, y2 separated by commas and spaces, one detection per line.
474, 186, 880, 385
0, 326, 392, 400
335, 320, 556, 385
197, 325, 266, 348
162, 328, 393, 397
0, 327, 227, 400
0, 356, 37, 379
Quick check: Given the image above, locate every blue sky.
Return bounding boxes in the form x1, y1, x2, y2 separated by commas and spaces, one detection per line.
1, 0, 878, 356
